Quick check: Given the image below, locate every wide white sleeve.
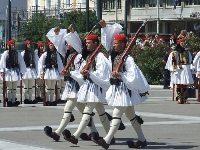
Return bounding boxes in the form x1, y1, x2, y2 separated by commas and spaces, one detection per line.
0, 51, 8, 72
89, 52, 112, 90
101, 23, 123, 51
120, 56, 150, 94
165, 52, 174, 71
193, 51, 200, 70
18, 52, 26, 74
46, 28, 67, 57
38, 52, 47, 75
56, 52, 64, 73
34, 52, 39, 73
70, 54, 85, 86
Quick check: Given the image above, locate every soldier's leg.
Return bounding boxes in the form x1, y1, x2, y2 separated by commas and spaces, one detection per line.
76, 102, 98, 133
50, 80, 56, 103
6, 81, 12, 103
125, 106, 146, 141
103, 107, 125, 144
54, 98, 77, 136
11, 81, 18, 104
125, 106, 147, 148
182, 85, 190, 104
22, 79, 28, 100
176, 84, 183, 104
45, 80, 51, 103
73, 102, 97, 139
28, 79, 34, 101
95, 103, 110, 133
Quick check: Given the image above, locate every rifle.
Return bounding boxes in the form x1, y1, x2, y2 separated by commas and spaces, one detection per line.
81, 43, 103, 73
42, 78, 46, 106
112, 20, 148, 74
60, 23, 98, 75
20, 80, 22, 104
2, 72, 6, 107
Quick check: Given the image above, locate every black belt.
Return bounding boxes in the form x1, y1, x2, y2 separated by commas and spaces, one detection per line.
110, 78, 122, 86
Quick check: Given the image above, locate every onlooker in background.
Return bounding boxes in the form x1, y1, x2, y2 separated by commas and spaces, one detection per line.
162, 47, 171, 89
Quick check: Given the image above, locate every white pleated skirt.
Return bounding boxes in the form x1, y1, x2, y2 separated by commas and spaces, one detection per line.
4, 68, 21, 81
61, 80, 79, 100
42, 68, 61, 80
77, 79, 106, 103
22, 67, 37, 79
106, 82, 147, 107
171, 65, 194, 85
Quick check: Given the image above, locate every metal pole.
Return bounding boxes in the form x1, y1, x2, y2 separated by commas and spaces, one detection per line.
157, 0, 159, 34
124, 0, 127, 36
8, 0, 11, 40
115, 0, 118, 22
97, 1, 102, 32
86, 0, 89, 32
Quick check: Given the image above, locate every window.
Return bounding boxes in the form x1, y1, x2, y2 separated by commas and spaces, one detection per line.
102, 0, 121, 10
131, 0, 145, 8
149, 0, 163, 7
166, 0, 181, 7
194, 0, 200, 5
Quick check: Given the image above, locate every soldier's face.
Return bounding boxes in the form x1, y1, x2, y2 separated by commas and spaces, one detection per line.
66, 43, 73, 51
27, 43, 31, 49
86, 40, 97, 51
49, 44, 54, 50
113, 40, 124, 52
10, 44, 15, 50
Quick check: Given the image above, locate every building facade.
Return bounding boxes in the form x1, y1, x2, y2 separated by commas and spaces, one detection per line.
0, 0, 200, 43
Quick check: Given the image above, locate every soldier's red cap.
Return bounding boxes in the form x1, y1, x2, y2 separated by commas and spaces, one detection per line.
48, 42, 53, 45
9, 39, 15, 45
6, 41, 10, 45
114, 34, 127, 41
177, 39, 184, 44
38, 42, 43, 47
86, 34, 98, 40
24, 40, 30, 45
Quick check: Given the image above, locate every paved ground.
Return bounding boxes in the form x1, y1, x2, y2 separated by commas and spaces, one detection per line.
0, 85, 200, 150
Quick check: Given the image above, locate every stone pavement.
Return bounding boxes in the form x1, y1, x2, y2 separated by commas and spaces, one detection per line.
0, 85, 200, 150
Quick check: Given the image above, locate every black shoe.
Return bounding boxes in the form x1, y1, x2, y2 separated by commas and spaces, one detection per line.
35, 97, 43, 102
97, 139, 110, 150
46, 101, 51, 106
24, 99, 31, 104
62, 129, 78, 144
13, 101, 20, 106
126, 140, 147, 148
80, 133, 91, 141
52, 101, 57, 106
163, 86, 170, 89
7, 101, 13, 107
44, 126, 60, 141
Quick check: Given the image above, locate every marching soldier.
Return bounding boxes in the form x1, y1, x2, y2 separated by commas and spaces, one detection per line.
44, 24, 99, 142
35, 42, 45, 102
0, 40, 26, 107
21, 40, 39, 104
37, 42, 63, 106
96, 21, 149, 149
62, 23, 115, 145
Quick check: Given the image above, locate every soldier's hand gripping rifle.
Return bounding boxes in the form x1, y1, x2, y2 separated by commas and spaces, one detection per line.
112, 20, 148, 76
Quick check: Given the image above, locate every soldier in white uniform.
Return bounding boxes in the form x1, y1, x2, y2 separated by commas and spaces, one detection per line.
35, 42, 45, 102
0, 40, 26, 107
21, 40, 39, 104
38, 42, 63, 106
62, 30, 116, 144
97, 33, 149, 149
44, 25, 100, 142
